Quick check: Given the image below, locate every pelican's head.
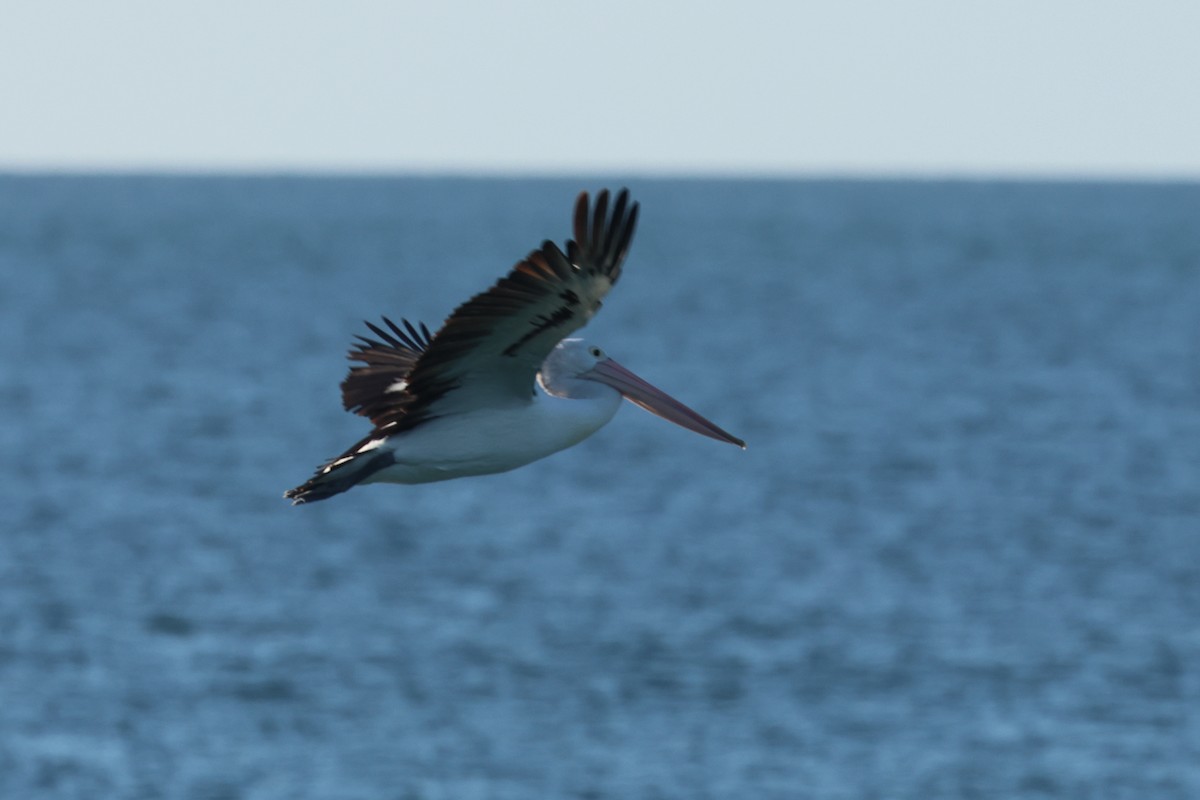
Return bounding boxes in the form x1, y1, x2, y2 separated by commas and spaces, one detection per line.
541, 339, 745, 448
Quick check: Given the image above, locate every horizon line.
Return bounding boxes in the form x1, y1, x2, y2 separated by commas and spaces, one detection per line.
2, 163, 1199, 185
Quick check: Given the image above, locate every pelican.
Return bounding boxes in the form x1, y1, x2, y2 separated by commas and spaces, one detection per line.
285, 189, 744, 505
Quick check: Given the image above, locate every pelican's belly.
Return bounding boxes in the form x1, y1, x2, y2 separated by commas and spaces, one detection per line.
365, 393, 621, 485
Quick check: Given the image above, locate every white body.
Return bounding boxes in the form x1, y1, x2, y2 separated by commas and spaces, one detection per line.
364, 383, 622, 484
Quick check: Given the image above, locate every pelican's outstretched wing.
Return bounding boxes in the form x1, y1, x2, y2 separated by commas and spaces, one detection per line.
360, 189, 639, 435
340, 317, 433, 424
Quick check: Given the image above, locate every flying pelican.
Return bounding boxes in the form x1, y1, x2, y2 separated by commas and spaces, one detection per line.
285, 189, 744, 504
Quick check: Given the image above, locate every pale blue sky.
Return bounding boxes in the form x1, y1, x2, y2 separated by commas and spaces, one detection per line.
3, 1, 1198, 176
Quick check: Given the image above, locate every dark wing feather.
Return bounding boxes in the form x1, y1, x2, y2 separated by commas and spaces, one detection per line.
340, 317, 433, 423
364, 189, 638, 434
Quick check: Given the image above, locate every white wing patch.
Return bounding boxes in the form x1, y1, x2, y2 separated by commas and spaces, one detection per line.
323, 436, 388, 473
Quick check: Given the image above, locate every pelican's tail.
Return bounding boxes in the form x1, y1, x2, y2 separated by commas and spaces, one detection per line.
284, 437, 395, 505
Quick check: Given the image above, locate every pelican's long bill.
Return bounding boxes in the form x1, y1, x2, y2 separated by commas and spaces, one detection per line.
583, 358, 746, 449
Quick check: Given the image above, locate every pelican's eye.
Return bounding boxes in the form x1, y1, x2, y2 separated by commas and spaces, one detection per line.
589, 346, 602, 358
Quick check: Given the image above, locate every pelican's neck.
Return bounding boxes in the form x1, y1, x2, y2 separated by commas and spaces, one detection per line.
538, 369, 612, 400
532, 375, 622, 447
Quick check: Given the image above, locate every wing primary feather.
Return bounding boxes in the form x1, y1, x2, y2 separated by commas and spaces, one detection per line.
384, 318, 413, 347
363, 320, 395, 344
388, 317, 429, 351
590, 190, 610, 265
541, 241, 574, 280
616, 200, 639, 267
356, 316, 433, 352
573, 191, 590, 252
602, 190, 629, 261
525, 250, 557, 280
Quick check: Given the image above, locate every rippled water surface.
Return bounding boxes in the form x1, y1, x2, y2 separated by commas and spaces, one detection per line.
1, 176, 1198, 799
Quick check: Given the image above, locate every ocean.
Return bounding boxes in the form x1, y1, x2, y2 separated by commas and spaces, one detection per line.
1, 175, 1198, 799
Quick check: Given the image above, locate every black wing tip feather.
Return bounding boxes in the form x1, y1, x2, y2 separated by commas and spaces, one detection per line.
573, 188, 638, 278
355, 316, 433, 355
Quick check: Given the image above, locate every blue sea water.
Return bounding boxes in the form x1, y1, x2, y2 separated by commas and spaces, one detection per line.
1, 175, 1198, 799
